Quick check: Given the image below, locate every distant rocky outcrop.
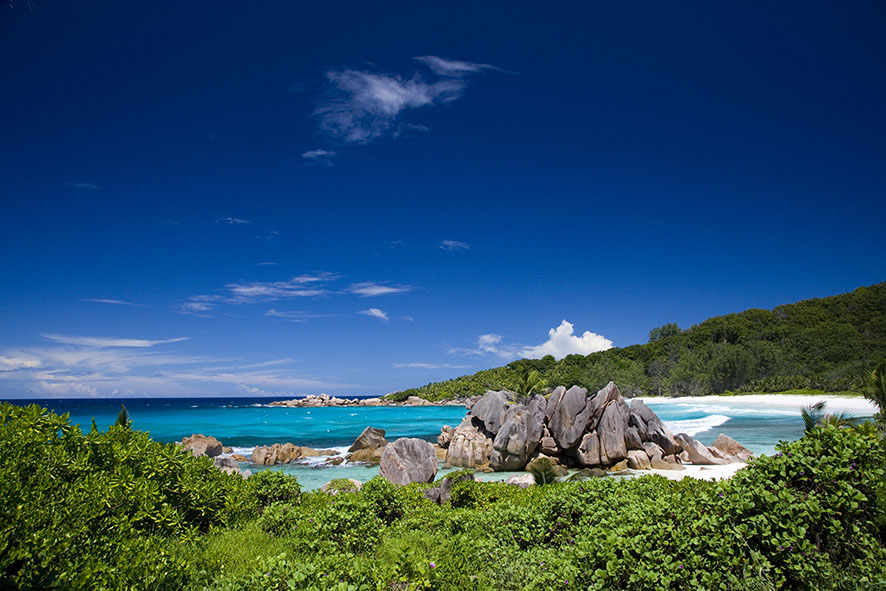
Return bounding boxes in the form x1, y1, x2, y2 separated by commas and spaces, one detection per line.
442, 382, 753, 473
267, 393, 464, 408
181, 434, 223, 457
379, 438, 438, 485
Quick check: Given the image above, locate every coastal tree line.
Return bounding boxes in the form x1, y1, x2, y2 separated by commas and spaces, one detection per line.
390, 282, 886, 401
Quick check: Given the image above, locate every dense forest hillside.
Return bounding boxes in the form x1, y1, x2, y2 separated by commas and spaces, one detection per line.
391, 282, 886, 401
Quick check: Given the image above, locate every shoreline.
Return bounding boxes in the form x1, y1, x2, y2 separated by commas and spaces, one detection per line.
634, 393, 877, 415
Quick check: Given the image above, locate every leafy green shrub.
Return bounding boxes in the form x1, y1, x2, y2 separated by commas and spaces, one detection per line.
247, 469, 302, 511
360, 476, 404, 523
0, 403, 248, 590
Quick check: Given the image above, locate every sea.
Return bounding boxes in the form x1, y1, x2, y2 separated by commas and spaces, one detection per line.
2, 395, 865, 490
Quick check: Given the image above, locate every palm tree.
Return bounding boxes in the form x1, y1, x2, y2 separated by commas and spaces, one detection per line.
801, 401, 827, 434
862, 361, 886, 431
115, 404, 130, 428
513, 369, 546, 399
527, 457, 559, 485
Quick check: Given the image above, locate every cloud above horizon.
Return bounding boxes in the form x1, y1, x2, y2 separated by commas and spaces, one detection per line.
313, 56, 498, 145
41, 334, 189, 348
440, 240, 471, 252
359, 308, 388, 321
178, 274, 413, 316
451, 321, 613, 361
81, 298, 146, 307
519, 320, 613, 360
0, 335, 353, 398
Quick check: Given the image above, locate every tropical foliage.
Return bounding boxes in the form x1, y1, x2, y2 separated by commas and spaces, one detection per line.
389, 282, 886, 400
2, 403, 886, 590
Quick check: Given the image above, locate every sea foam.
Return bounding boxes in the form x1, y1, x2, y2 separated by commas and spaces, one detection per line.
664, 414, 730, 436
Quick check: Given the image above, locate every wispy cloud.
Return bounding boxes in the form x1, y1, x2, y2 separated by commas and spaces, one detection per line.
392, 362, 471, 369
313, 56, 498, 144
42, 334, 189, 348
359, 308, 388, 321
258, 262, 278, 266
0, 337, 352, 398
225, 274, 336, 302
301, 149, 336, 166
265, 309, 333, 322
520, 320, 613, 360
0, 355, 41, 371
81, 298, 146, 307
440, 240, 471, 252
255, 230, 282, 242
215, 217, 252, 225
349, 282, 412, 297
413, 56, 500, 77
65, 182, 100, 190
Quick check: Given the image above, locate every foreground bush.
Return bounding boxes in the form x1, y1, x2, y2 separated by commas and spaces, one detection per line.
2, 402, 885, 590
0, 403, 252, 590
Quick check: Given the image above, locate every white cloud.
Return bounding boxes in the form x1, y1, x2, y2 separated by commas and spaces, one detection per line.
519, 320, 613, 360
359, 308, 388, 321
392, 362, 470, 369
313, 56, 497, 144
65, 182, 100, 190
350, 282, 412, 297
265, 309, 332, 322
440, 240, 471, 252
222, 273, 338, 303
301, 149, 336, 166
215, 217, 252, 225
81, 298, 145, 307
413, 56, 499, 77
41, 334, 189, 348
0, 355, 41, 370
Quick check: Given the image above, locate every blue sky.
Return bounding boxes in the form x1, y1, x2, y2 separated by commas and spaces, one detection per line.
1, 2, 884, 398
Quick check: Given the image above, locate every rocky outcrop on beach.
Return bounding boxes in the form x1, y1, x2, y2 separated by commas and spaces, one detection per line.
180, 434, 223, 457
346, 427, 389, 464
267, 393, 465, 408
250, 443, 338, 466
379, 438, 438, 485
441, 382, 753, 472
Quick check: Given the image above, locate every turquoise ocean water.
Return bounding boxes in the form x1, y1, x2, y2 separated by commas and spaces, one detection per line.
5, 396, 866, 490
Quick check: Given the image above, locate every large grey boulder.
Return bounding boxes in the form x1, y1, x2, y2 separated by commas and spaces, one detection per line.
437, 425, 454, 448
712, 433, 753, 462
646, 419, 681, 455
624, 426, 644, 450
675, 433, 727, 465
446, 416, 494, 468
576, 431, 602, 466
181, 434, 223, 457
379, 438, 438, 485
348, 427, 388, 452
629, 399, 658, 425
471, 390, 511, 435
490, 395, 546, 470
597, 401, 628, 465
546, 385, 590, 450
544, 386, 567, 422
586, 382, 622, 430
626, 449, 651, 470
213, 456, 241, 475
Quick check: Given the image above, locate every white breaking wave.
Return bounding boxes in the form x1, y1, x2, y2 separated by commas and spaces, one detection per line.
664, 414, 730, 436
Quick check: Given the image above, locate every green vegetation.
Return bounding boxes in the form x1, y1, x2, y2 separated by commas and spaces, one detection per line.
389, 282, 886, 401
3, 402, 886, 590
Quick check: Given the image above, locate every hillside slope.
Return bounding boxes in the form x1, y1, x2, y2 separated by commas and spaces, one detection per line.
390, 282, 886, 401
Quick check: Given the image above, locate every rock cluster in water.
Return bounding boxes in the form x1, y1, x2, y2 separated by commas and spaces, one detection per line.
267, 393, 463, 407
439, 382, 752, 472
